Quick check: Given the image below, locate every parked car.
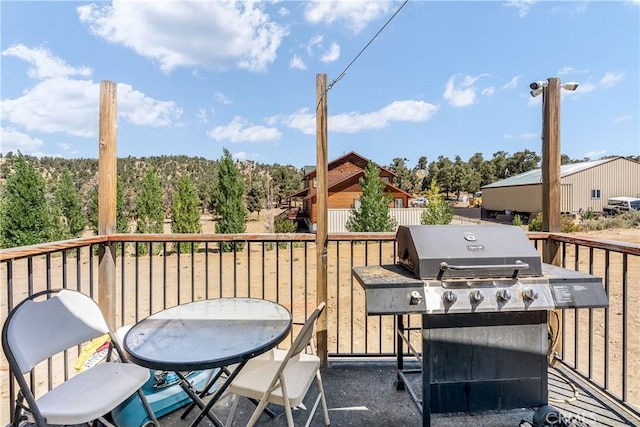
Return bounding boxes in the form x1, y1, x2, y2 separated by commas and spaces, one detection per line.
411, 197, 428, 207
603, 196, 640, 216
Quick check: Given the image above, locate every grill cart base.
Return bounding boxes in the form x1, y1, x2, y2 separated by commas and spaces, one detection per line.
420, 311, 547, 424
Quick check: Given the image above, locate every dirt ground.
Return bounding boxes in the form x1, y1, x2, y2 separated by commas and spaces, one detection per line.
1, 214, 638, 424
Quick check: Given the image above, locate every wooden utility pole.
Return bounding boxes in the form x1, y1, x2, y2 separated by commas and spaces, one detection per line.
541, 77, 561, 266
541, 77, 562, 362
98, 80, 118, 327
316, 73, 329, 367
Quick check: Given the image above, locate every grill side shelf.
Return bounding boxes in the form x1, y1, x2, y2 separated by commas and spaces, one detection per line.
352, 265, 426, 315
543, 263, 609, 309
352, 264, 424, 289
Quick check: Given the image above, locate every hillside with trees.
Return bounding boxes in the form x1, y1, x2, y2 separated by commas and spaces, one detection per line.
1, 150, 637, 249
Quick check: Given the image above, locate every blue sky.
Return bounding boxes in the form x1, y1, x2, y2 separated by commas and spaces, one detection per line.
1, 1, 639, 169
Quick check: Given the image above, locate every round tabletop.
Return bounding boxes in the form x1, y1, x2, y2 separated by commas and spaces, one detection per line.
123, 298, 292, 371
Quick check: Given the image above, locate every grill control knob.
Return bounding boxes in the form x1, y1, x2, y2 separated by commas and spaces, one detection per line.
496, 289, 512, 303
443, 290, 457, 304
470, 289, 484, 304
523, 288, 539, 302
409, 291, 422, 305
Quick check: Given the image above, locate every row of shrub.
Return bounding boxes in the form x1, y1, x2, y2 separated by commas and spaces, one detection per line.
523, 209, 640, 232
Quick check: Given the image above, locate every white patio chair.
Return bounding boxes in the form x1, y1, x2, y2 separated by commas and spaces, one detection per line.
1, 289, 158, 427
225, 302, 330, 427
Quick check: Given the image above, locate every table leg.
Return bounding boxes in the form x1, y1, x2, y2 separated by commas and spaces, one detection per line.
175, 371, 224, 427
189, 360, 248, 427
181, 367, 228, 418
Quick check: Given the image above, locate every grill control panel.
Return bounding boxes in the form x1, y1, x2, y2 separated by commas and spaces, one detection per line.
422, 278, 556, 314
352, 264, 607, 316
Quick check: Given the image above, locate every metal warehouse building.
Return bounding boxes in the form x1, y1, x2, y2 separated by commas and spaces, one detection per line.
481, 156, 640, 217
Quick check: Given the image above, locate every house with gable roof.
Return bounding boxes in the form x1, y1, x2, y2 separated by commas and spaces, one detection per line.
285, 151, 413, 231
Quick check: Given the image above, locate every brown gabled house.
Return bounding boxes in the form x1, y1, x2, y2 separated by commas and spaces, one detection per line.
285, 151, 412, 231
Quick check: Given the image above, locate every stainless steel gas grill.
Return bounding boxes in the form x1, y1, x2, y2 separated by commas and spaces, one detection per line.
352, 225, 609, 426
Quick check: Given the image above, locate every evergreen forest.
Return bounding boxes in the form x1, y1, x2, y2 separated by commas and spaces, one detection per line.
1, 150, 636, 249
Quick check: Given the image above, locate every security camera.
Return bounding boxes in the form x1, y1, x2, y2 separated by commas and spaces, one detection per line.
529, 80, 548, 90
530, 88, 543, 98
562, 82, 579, 91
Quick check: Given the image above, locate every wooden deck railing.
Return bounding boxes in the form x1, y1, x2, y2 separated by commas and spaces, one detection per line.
1, 232, 638, 423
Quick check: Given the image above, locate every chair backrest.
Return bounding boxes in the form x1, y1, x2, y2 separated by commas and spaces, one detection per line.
2, 289, 111, 374
284, 301, 326, 361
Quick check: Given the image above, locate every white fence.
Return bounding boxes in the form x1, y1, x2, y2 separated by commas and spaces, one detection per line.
313, 208, 483, 232
327, 208, 425, 233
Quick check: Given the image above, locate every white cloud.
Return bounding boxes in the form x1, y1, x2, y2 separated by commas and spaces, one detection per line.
504, 132, 538, 140
443, 74, 488, 107
118, 84, 183, 127
321, 43, 340, 63
277, 7, 289, 17
504, 0, 536, 17
77, 1, 288, 73
278, 100, 439, 135
0, 127, 45, 154
558, 66, 589, 75
207, 116, 281, 142
1, 45, 182, 137
196, 109, 208, 123
306, 35, 323, 56
2, 78, 99, 137
614, 115, 632, 123
571, 2, 589, 14
575, 81, 596, 94
599, 71, 623, 88
2, 44, 92, 80
215, 92, 233, 105
304, 0, 393, 34
585, 149, 607, 159
482, 87, 495, 96
502, 76, 520, 89
290, 55, 307, 70
233, 151, 247, 160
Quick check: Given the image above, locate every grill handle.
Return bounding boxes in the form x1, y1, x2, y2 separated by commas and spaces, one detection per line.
438, 260, 529, 279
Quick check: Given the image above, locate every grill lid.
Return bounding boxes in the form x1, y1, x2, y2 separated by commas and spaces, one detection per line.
397, 225, 542, 280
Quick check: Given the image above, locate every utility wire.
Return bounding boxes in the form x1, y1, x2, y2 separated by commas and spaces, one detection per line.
328, 0, 409, 91
317, 0, 409, 110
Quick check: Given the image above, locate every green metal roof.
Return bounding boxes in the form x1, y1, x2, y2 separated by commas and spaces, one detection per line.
482, 158, 614, 189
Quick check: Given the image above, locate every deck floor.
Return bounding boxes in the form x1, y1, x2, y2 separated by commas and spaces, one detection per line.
160, 360, 639, 427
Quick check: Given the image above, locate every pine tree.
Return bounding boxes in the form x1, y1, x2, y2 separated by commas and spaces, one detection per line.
135, 167, 164, 254
171, 175, 202, 253
213, 148, 247, 251
420, 179, 454, 225
346, 161, 397, 232
55, 170, 86, 238
88, 179, 130, 235
246, 185, 264, 216
0, 155, 55, 248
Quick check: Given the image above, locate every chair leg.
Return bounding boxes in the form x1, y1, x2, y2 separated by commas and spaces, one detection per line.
246, 394, 271, 427
280, 377, 294, 427
136, 388, 159, 426
304, 394, 322, 427
225, 394, 239, 427
316, 371, 330, 425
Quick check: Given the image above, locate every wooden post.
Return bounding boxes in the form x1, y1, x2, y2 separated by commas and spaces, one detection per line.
541, 77, 561, 265
98, 81, 118, 327
541, 77, 562, 361
316, 73, 329, 367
